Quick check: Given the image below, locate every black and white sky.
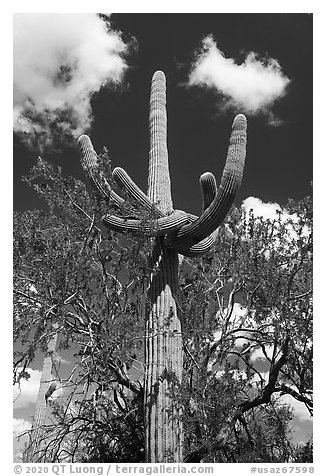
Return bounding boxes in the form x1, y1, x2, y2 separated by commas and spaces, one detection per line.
11, 7, 317, 465
13, 12, 312, 217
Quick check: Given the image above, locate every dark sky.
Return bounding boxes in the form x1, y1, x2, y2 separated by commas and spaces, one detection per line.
13, 13, 312, 216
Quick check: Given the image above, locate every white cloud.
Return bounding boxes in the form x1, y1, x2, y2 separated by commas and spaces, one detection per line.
213, 303, 247, 341
53, 356, 71, 366
228, 302, 247, 322
13, 13, 129, 149
241, 197, 310, 248
213, 329, 222, 342
48, 385, 64, 402
13, 418, 32, 462
13, 418, 32, 438
252, 371, 269, 385
242, 196, 291, 221
188, 35, 290, 122
278, 393, 312, 422
66, 401, 79, 417
250, 345, 274, 362
13, 369, 42, 409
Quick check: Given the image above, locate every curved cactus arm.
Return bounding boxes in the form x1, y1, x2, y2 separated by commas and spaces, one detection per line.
171, 172, 217, 256
175, 231, 218, 257
103, 209, 189, 236
167, 212, 218, 257
164, 114, 247, 250
112, 167, 165, 218
78, 135, 125, 208
186, 170, 217, 223
200, 172, 217, 211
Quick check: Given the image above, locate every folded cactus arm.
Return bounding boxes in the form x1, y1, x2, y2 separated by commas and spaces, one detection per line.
163, 212, 214, 256
78, 135, 125, 208
103, 209, 189, 236
112, 167, 165, 218
171, 173, 218, 256
200, 172, 218, 211
164, 114, 247, 251
174, 232, 218, 257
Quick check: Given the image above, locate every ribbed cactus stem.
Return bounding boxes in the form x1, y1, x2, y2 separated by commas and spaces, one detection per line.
78, 135, 125, 208
170, 212, 217, 258
176, 232, 218, 257
103, 209, 189, 235
112, 167, 164, 217
28, 330, 58, 462
164, 174, 218, 257
200, 172, 217, 211
164, 114, 247, 251
148, 71, 173, 214
143, 71, 184, 462
145, 240, 183, 462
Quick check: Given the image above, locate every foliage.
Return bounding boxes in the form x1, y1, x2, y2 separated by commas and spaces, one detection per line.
179, 200, 312, 461
291, 439, 313, 463
14, 157, 312, 463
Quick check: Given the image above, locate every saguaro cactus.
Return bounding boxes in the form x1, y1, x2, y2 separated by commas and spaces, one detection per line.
78, 70, 247, 462
27, 331, 58, 462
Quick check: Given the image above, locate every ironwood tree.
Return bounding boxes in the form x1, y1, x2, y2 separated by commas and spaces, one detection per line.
14, 72, 312, 463
14, 177, 312, 463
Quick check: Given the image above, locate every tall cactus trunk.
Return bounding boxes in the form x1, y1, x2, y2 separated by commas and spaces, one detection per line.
145, 241, 183, 462
28, 331, 58, 462
78, 69, 247, 464
144, 71, 183, 462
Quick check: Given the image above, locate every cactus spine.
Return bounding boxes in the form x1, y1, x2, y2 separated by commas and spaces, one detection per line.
78, 70, 247, 462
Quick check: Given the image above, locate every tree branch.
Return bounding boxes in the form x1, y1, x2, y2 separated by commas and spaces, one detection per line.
185, 336, 290, 462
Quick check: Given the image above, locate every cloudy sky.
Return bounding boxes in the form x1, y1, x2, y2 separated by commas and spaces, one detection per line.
13, 13, 312, 213
12, 11, 313, 461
